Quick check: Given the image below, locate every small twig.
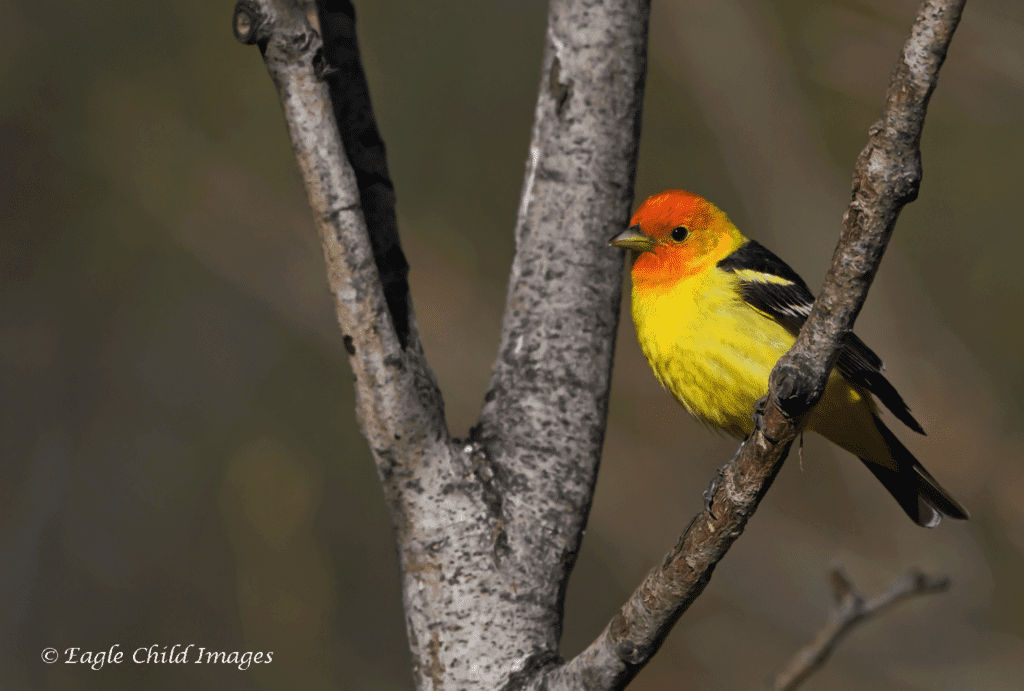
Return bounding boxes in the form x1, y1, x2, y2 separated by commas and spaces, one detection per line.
768, 568, 951, 691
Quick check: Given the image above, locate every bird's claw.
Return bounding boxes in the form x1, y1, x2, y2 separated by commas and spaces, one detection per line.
703, 464, 726, 519
704, 445, 742, 520
751, 394, 779, 444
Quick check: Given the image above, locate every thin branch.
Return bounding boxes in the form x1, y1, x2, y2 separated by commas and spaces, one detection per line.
540, 1, 966, 688
314, 0, 411, 349
768, 568, 951, 691
231, 0, 448, 507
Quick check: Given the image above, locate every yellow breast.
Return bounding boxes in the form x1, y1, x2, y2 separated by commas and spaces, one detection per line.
631, 268, 795, 437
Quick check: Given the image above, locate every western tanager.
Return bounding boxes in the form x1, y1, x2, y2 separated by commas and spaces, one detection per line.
610, 189, 968, 527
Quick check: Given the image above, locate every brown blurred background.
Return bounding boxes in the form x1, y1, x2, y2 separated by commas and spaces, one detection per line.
2, 0, 1022, 689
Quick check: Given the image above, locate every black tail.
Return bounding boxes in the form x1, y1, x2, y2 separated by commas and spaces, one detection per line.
859, 417, 969, 528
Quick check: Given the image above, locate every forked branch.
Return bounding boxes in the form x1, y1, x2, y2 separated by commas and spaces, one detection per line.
768, 568, 951, 691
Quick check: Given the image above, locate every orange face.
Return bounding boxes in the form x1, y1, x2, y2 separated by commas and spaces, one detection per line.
624, 190, 742, 288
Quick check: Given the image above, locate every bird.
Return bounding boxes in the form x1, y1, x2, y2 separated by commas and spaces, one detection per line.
609, 189, 968, 527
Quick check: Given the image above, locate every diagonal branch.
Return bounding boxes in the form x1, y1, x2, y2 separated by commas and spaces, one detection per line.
314, 0, 411, 349
537, 1, 966, 688
768, 568, 951, 691
231, 0, 449, 512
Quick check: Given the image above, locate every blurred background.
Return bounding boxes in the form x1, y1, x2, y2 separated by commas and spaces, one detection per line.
1, 0, 1022, 689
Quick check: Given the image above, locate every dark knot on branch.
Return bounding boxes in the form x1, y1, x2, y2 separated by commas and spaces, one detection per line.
232, 0, 268, 46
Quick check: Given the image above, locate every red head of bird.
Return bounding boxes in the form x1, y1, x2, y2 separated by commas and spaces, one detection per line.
612, 190, 745, 290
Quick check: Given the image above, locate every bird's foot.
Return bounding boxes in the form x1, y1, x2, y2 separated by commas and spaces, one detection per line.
751, 394, 779, 444
703, 464, 726, 519
703, 445, 743, 520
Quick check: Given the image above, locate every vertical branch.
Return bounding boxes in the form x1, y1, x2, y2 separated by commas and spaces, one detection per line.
472, 0, 651, 633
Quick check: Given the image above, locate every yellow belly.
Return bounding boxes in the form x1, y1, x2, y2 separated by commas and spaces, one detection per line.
632, 270, 795, 438
633, 268, 882, 447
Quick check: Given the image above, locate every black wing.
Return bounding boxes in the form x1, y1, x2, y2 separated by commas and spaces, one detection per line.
717, 240, 924, 434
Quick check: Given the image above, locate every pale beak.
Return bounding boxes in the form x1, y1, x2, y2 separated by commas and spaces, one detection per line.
609, 225, 656, 253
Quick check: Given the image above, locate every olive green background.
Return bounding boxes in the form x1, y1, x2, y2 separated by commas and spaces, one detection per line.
2, 0, 1022, 689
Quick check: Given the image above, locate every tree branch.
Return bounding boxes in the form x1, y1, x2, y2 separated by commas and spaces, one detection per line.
463, 0, 651, 681
314, 0, 411, 349
540, 1, 966, 688
231, 0, 451, 542
768, 568, 951, 691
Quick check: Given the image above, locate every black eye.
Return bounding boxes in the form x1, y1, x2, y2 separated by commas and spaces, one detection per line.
670, 226, 689, 242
